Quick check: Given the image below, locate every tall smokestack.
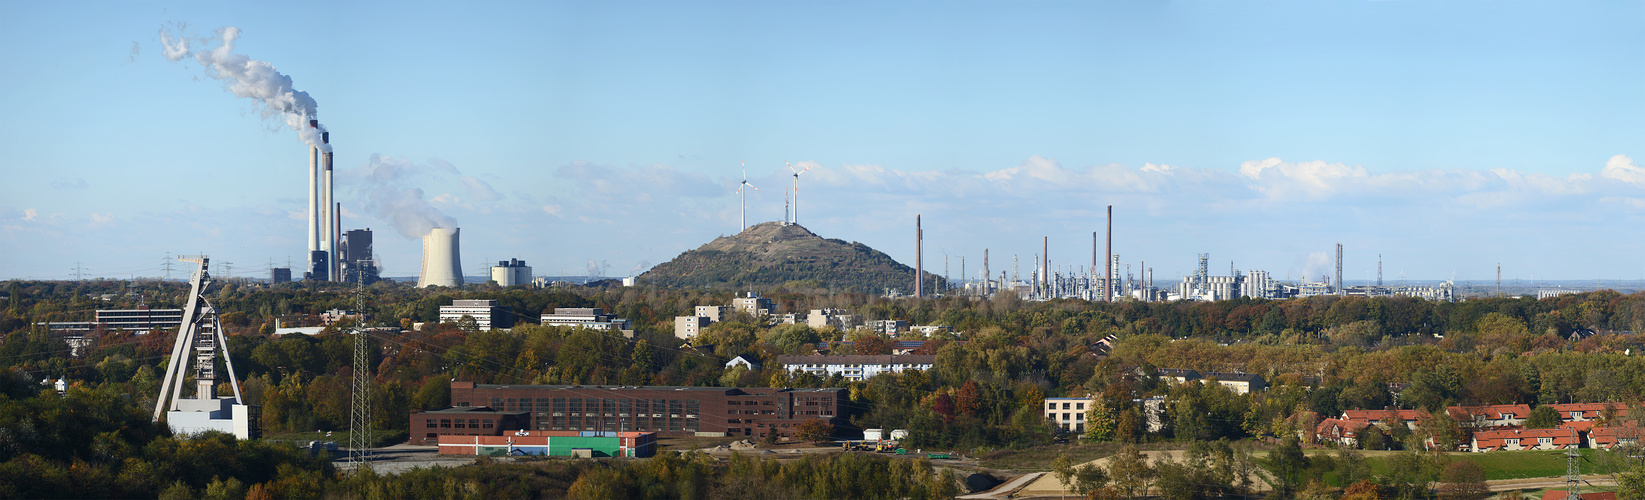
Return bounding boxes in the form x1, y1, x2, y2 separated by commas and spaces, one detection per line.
323, 135, 335, 281
983, 249, 990, 296
1042, 236, 1048, 298
1105, 205, 1112, 302
307, 143, 318, 271
1092, 231, 1098, 301
915, 215, 923, 298
1335, 243, 1344, 296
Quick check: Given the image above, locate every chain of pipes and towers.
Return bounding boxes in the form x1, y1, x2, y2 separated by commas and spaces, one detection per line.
908, 206, 1456, 302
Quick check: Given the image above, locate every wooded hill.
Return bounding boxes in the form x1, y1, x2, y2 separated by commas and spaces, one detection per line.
638, 222, 933, 293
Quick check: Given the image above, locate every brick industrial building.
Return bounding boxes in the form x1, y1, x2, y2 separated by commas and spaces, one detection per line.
442, 382, 847, 439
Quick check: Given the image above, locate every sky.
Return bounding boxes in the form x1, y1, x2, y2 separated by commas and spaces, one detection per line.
1, 1, 1641, 285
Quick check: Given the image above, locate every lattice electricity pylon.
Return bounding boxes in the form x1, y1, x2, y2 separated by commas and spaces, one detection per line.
151, 256, 249, 436
348, 259, 374, 468
1564, 447, 1582, 500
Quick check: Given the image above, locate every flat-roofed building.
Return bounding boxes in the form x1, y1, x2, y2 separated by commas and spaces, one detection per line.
447, 382, 846, 439
96, 305, 184, 333
776, 354, 935, 381
732, 292, 773, 316
542, 307, 630, 332
409, 406, 532, 445
440, 299, 514, 329
1044, 396, 1093, 433
675, 315, 712, 339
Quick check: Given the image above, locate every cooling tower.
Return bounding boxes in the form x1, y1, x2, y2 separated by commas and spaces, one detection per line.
418, 227, 464, 288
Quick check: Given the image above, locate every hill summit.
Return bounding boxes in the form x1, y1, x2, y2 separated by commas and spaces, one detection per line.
639, 222, 922, 292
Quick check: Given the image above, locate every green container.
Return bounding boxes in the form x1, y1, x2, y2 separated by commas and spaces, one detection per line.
549, 436, 621, 457
927, 453, 950, 459
895, 448, 907, 455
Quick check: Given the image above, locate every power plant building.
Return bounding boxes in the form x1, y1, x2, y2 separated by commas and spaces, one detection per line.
491, 259, 532, 286
339, 229, 379, 285
418, 227, 463, 288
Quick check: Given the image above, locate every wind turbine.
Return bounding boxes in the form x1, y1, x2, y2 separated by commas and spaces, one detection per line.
737, 161, 758, 231
786, 161, 810, 225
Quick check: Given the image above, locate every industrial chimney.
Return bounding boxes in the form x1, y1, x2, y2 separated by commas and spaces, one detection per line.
418, 227, 464, 288
915, 215, 923, 298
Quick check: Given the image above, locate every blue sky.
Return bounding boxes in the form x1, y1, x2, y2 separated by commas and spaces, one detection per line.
1, 1, 1641, 283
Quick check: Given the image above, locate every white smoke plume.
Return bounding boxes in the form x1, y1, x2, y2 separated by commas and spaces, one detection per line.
587, 259, 610, 279
1301, 251, 1332, 283
361, 154, 458, 239
159, 24, 329, 150
628, 261, 649, 277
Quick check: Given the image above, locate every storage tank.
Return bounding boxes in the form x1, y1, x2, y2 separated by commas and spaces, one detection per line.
490, 259, 531, 287
418, 227, 464, 288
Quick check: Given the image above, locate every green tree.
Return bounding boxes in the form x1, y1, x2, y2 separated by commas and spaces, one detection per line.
1107, 445, 1155, 500
1525, 405, 1561, 429
1083, 400, 1116, 442
1259, 434, 1309, 497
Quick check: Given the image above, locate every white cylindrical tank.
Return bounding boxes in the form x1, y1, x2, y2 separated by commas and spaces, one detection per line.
418, 227, 463, 288
490, 260, 532, 286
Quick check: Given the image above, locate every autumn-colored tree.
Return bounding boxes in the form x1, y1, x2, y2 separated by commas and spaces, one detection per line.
929, 392, 955, 420
956, 380, 983, 417
855, 335, 891, 355
794, 419, 834, 443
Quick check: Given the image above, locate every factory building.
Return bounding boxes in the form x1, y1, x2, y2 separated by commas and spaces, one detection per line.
490, 259, 532, 287
439, 299, 513, 330
436, 432, 656, 458
338, 229, 379, 285
269, 268, 291, 285
447, 382, 847, 438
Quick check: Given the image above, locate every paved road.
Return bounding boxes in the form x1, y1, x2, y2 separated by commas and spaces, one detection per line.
957, 472, 1047, 500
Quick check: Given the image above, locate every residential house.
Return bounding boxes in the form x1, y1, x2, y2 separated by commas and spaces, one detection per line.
1341, 408, 1429, 431
1447, 404, 1532, 428
1545, 402, 1629, 424
1315, 418, 1373, 447
1470, 428, 1581, 452
1587, 425, 1642, 450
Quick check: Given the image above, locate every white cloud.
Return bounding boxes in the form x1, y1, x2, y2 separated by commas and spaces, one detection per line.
23, 208, 37, 221
1601, 154, 1645, 186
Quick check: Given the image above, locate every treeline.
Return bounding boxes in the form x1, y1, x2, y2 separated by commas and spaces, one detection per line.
0, 379, 960, 499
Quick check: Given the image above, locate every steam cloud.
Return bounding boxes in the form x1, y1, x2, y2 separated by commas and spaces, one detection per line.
1301, 251, 1332, 283
587, 259, 610, 278
629, 261, 650, 277
159, 24, 329, 150
362, 155, 458, 239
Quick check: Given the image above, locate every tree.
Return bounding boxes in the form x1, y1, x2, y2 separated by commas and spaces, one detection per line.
1259, 434, 1309, 497
1053, 453, 1075, 500
1107, 445, 1154, 500
956, 380, 983, 417
794, 419, 833, 443
1525, 405, 1561, 429
631, 340, 654, 372
1436, 460, 1488, 500
1084, 400, 1116, 442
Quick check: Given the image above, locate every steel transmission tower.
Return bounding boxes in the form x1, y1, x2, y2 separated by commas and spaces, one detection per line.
348, 259, 374, 468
